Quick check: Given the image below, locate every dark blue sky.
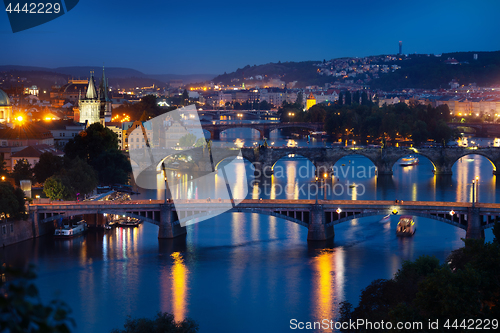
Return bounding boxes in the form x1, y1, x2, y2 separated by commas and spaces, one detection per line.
2, 0, 500, 75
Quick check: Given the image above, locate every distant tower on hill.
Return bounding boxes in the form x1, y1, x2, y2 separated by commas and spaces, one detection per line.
399, 41, 402, 55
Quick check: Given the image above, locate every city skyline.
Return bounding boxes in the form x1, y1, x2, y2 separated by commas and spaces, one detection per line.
2, 0, 500, 75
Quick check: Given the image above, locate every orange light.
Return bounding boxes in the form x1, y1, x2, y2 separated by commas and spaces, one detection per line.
16, 116, 23, 122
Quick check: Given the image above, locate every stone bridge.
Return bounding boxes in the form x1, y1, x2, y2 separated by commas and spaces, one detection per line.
236, 146, 500, 176
448, 122, 500, 137
29, 199, 498, 241
131, 146, 500, 177
201, 122, 323, 140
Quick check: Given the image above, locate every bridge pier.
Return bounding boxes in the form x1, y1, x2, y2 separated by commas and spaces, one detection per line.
307, 204, 334, 241
253, 162, 274, 178
158, 204, 186, 239
211, 130, 221, 140
31, 208, 40, 238
375, 162, 393, 175
466, 208, 485, 239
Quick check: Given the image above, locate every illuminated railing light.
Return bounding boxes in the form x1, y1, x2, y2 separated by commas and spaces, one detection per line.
336, 208, 342, 214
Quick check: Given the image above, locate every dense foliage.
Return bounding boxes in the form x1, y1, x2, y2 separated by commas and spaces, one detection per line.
371, 51, 500, 90
12, 159, 33, 186
33, 152, 64, 184
0, 265, 74, 332
43, 158, 99, 200
0, 182, 26, 220
279, 99, 456, 146
110, 312, 198, 333
338, 239, 500, 332
64, 123, 131, 186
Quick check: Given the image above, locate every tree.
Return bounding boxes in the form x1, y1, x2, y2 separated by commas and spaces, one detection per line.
344, 91, 352, 105
43, 175, 72, 201
63, 158, 99, 196
182, 89, 189, 106
296, 91, 303, 106
33, 152, 64, 184
194, 138, 206, 147
0, 154, 6, 177
493, 221, 500, 244
91, 150, 131, 185
0, 265, 74, 333
179, 133, 197, 147
0, 182, 25, 221
64, 123, 118, 165
361, 91, 369, 106
111, 312, 198, 333
12, 159, 33, 186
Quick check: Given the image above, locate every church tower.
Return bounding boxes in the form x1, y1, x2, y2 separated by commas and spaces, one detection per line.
99, 66, 112, 124
79, 71, 100, 126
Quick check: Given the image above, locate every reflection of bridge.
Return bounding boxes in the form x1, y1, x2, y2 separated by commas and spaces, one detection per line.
30, 199, 497, 241
448, 122, 500, 136
201, 122, 323, 140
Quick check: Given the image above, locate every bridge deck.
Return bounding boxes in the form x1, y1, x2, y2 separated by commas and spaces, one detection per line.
29, 199, 500, 210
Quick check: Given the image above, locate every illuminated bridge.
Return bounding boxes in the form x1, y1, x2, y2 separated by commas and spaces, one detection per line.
201, 122, 324, 140
136, 146, 500, 176
29, 199, 498, 241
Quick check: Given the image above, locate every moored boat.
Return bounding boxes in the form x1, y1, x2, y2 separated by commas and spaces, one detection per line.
54, 220, 87, 238
399, 156, 419, 166
118, 217, 141, 227
396, 215, 416, 236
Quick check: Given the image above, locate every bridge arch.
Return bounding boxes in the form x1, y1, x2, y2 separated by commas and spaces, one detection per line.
392, 153, 437, 173
270, 152, 318, 178
329, 211, 467, 230
331, 154, 378, 179
231, 208, 309, 227
219, 126, 263, 139
214, 155, 254, 171
452, 152, 498, 174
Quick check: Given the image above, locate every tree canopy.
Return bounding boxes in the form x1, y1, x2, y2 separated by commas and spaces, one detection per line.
12, 159, 33, 186
337, 239, 500, 332
64, 123, 118, 165
110, 312, 198, 333
33, 152, 64, 184
0, 182, 25, 220
0, 265, 74, 333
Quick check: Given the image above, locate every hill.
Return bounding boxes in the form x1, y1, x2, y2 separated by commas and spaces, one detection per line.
212, 51, 500, 90
0, 65, 216, 90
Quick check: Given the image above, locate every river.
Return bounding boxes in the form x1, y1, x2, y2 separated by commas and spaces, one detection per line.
1, 129, 496, 333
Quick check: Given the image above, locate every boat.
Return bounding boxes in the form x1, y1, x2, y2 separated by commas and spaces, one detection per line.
118, 217, 141, 227
54, 220, 87, 238
380, 214, 390, 222
349, 183, 356, 188
396, 215, 416, 237
399, 156, 419, 166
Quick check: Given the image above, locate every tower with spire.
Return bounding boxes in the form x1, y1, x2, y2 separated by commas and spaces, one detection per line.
78, 71, 100, 125
77, 67, 113, 126
98, 66, 112, 123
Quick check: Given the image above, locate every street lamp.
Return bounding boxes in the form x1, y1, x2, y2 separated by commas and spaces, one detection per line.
472, 177, 479, 207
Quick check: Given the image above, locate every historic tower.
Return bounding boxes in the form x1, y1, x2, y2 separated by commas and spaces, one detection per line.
78, 67, 112, 126
98, 66, 112, 123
